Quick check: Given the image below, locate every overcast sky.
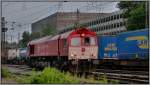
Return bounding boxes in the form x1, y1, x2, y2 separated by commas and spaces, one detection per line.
2, 1, 119, 43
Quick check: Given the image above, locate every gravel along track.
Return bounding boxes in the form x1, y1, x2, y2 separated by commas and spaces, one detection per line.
92, 69, 149, 84
7, 64, 33, 76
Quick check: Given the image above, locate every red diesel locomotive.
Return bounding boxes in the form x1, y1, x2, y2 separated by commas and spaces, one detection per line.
27, 28, 98, 73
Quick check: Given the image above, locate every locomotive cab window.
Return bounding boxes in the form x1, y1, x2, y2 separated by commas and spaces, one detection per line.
71, 37, 80, 46
84, 37, 96, 46
84, 37, 90, 45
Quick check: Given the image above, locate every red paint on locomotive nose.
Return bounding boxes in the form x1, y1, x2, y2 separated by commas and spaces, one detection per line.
81, 48, 85, 52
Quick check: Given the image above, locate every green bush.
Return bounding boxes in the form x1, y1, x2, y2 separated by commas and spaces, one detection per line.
21, 67, 119, 84
1, 68, 10, 78
26, 67, 80, 84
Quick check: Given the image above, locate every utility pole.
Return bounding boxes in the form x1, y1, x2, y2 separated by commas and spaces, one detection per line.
10, 22, 16, 49
18, 24, 22, 49
1, 17, 8, 63
75, 8, 80, 29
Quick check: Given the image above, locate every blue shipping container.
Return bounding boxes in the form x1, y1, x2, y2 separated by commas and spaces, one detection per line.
19, 48, 27, 57
117, 29, 149, 60
98, 35, 118, 59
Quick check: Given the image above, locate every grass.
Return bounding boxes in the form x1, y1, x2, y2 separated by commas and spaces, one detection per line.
2, 66, 119, 84
1, 67, 10, 78
17, 67, 119, 84
24, 68, 80, 84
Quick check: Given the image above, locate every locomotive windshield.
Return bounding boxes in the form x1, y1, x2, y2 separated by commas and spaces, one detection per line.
84, 37, 96, 46
71, 37, 81, 46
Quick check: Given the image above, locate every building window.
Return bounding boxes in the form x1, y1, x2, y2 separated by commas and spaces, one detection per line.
103, 25, 105, 30
120, 22, 123, 26
96, 20, 99, 24
105, 25, 107, 30
95, 28, 97, 31
104, 18, 106, 22
101, 18, 103, 22
120, 14, 123, 18
107, 17, 109, 21
101, 26, 103, 30
94, 27, 96, 32
111, 16, 113, 20
97, 27, 99, 31
98, 19, 101, 23
96, 27, 98, 31
117, 23, 120, 27
109, 25, 111, 29
108, 17, 110, 21
111, 24, 113, 28
93, 21, 96, 25
114, 15, 116, 20
107, 25, 109, 30
114, 23, 117, 28
106, 17, 108, 22
99, 27, 101, 31
117, 14, 120, 19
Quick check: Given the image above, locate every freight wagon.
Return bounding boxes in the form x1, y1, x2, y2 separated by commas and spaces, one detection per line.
117, 29, 149, 67
19, 48, 27, 58
98, 35, 118, 60
117, 29, 149, 60
97, 35, 119, 67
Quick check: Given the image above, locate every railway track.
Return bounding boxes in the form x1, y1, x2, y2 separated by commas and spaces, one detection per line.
7, 64, 33, 76
92, 69, 149, 84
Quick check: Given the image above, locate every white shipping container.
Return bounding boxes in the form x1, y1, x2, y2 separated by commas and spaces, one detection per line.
8, 49, 19, 60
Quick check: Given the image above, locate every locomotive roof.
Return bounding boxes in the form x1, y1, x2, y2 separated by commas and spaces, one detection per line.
28, 28, 96, 45
50, 30, 73, 40
70, 28, 96, 36
28, 36, 52, 44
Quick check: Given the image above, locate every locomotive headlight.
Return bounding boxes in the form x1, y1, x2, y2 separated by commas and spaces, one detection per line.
71, 53, 76, 57
91, 54, 96, 57
81, 33, 85, 37
71, 53, 74, 57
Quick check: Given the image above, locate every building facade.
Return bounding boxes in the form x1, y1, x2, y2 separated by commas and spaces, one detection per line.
59, 10, 127, 35
87, 10, 127, 35
32, 12, 107, 34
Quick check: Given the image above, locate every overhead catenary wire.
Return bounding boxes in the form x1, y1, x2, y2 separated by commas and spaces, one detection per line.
3, 2, 54, 15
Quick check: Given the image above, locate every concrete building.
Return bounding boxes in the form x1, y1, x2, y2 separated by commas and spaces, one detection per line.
88, 10, 127, 35
31, 12, 108, 34
59, 10, 127, 35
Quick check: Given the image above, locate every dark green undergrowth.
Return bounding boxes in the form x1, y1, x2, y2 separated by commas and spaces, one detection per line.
17, 67, 119, 84
19, 67, 80, 84
1, 67, 10, 78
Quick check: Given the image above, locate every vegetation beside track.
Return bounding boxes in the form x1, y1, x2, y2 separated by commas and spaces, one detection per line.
2, 67, 10, 78
2, 66, 119, 84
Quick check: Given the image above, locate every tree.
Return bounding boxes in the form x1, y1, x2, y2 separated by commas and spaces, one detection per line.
41, 24, 57, 37
19, 24, 57, 48
117, 1, 149, 31
20, 31, 30, 48
29, 32, 41, 41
